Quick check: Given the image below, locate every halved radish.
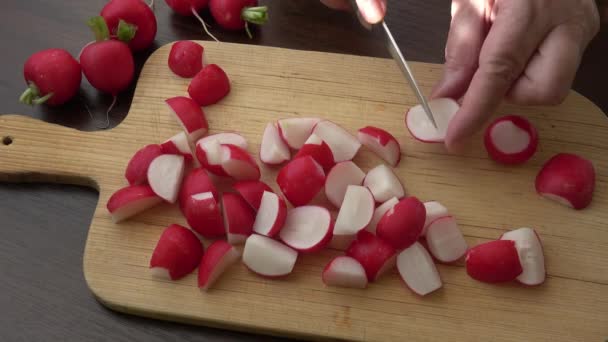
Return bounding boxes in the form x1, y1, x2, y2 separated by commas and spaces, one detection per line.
147, 154, 186, 203
325, 161, 366, 207
334, 186, 375, 243
425, 216, 468, 263
346, 230, 396, 282
161, 131, 194, 163
376, 197, 426, 250
422, 201, 449, 236
150, 224, 203, 280
220, 144, 261, 181
183, 192, 225, 238
222, 193, 256, 245
279, 206, 334, 253
198, 240, 241, 291
357, 126, 401, 166
107, 184, 163, 223
253, 191, 287, 237
178, 168, 218, 209
277, 117, 320, 149
322, 256, 368, 289
166, 96, 208, 143
277, 156, 326, 206
125, 144, 163, 185
233, 180, 273, 211
294, 134, 335, 171
197, 132, 248, 150
312, 120, 361, 162
535, 153, 595, 210
500, 227, 545, 286
363, 164, 405, 203
466, 240, 523, 283
405, 98, 459, 143
366, 196, 399, 234
260, 123, 290, 165
242, 234, 298, 277
484, 115, 538, 165
195, 133, 248, 176
397, 242, 442, 296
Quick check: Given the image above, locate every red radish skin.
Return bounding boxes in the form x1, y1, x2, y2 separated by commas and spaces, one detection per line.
260, 123, 291, 165
466, 240, 523, 283
168, 41, 204, 78
233, 180, 273, 211
147, 154, 186, 203
160, 132, 195, 163
209, 0, 268, 38
279, 206, 334, 253
397, 242, 442, 296
346, 231, 396, 282
183, 192, 225, 238
366, 197, 399, 234
322, 256, 368, 289
195, 133, 248, 175
422, 201, 449, 236
198, 240, 240, 291
80, 40, 134, 95
535, 153, 596, 210
188, 64, 230, 106
312, 120, 362, 162
500, 228, 546, 286
484, 115, 538, 165
325, 161, 366, 208
178, 168, 218, 209
277, 156, 326, 206
101, 0, 157, 52
277, 117, 321, 149
150, 224, 204, 280
222, 193, 256, 245
21, 49, 81, 106
124, 144, 164, 185
376, 197, 426, 250
220, 144, 261, 181
357, 126, 401, 167
166, 96, 209, 143
294, 134, 335, 172
252, 191, 287, 238
242, 234, 298, 278
107, 184, 163, 223
405, 98, 459, 143
363, 164, 405, 203
425, 216, 468, 263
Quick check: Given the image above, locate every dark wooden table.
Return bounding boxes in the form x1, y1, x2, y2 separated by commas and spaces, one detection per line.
0, 1, 606, 340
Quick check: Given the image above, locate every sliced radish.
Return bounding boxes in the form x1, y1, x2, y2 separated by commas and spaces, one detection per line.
312, 120, 361, 162
125, 144, 164, 185
253, 191, 287, 237
322, 256, 368, 289
178, 168, 218, 209
535, 153, 595, 210
195, 133, 248, 176
107, 184, 163, 223
325, 161, 366, 207
160, 131, 194, 163
366, 197, 399, 234
376, 197, 426, 250
183, 192, 225, 239
220, 144, 261, 181
422, 201, 449, 236
466, 240, 523, 283
363, 164, 405, 203
277, 117, 321, 149
147, 154, 185, 203
500, 227, 545, 286
405, 98, 459, 143
242, 234, 298, 278
357, 126, 401, 166
397, 242, 442, 296
150, 224, 203, 280
425, 216, 468, 263
484, 115, 538, 165
196, 132, 248, 150
222, 193, 256, 245
294, 134, 335, 171
279, 206, 334, 253
198, 240, 241, 291
346, 231, 396, 282
277, 156, 326, 206
334, 186, 375, 243
260, 123, 290, 165
233, 180, 273, 211
166, 96, 208, 142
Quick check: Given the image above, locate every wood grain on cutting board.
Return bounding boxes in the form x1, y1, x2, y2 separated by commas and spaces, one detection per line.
0, 42, 607, 341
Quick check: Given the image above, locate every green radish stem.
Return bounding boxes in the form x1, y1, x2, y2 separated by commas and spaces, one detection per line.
19, 83, 53, 106
242, 6, 268, 39
191, 7, 220, 42
117, 19, 138, 42
87, 16, 111, 41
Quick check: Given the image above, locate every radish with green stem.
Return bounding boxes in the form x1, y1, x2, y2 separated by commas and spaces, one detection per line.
209, 0, 268, 38
101, 0, 157, 52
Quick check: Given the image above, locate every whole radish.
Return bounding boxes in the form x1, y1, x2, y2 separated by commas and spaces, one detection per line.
164, 0, 209, 16
20, 49, 81, 106
101, 0, 158, 52
209, 0, 268, 38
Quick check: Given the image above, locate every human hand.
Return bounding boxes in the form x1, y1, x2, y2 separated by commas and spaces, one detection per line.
320, 0, 387, 24
432, 0, 600, 152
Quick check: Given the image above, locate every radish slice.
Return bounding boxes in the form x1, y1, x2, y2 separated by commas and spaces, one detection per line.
405, 98, 459, 143
466, 240, 523, 283
294, 134, 335, 171
198, 240, 241, 291
161, 131, 194, 163
363, 164, 405, 203
195, 139, 226, 176
166, 96, 208, 143
222, 193, 256, 245
183, 192, 225, 238
376, 197, 426, 250
484, 115, 538, 165
277, 117, 321, 149
253, 191, 287, 237
260, 123, 290, 165
422, 201, 449, 236
147, 154, 185, 203
366, 197, 399, 234
179, 168, 218, 208
243, 234, 298, 277
279, 206, 334, 253
312, 120, 361, 162
150, 224, 203, 281
220, 144, 261, 181
346, 231, 396, 282
107, 184, 163, 223
500, 227, 545, 286
322, 256, 368, 289
125, 144, 164, 185
425, 216, 468, 263
397, 242, 442, 296
334, 186, 375, 242
357, 126, 401, 166
325, 161, 366, 207
197, 132, 248, 150
233, 180, 274, 211
277, 156, 326, 206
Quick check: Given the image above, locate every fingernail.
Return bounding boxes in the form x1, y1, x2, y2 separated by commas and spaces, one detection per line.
357, 0, 385, 24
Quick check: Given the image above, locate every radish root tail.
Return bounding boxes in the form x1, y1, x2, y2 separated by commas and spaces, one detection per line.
148, 0, 154, 10
83, 95, 115, 130
191, 7, 220, 42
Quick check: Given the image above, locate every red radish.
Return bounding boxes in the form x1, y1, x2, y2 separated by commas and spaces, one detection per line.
20, 49, 81, 106
484, 115, 538, 165
164, 0, 209, 16
242, 234, 298, 277
198, 240, 240, 291
260, 123, 290, 165
233, 180, 273, 211
147, 154, 185, 203
150, 224, 203, 280
197, 132, 248, 150
357, 126, 401, 166
363, 164, 405, 203
168, 41, 204, 78
346, 231, 396, 282
276, 156, 326, 206
312, 120, 361, 162
160, 131, 194, 163
107, 184, 163, 223
366, 197, 399, 234
209, 0, 268, 38
277, 117, 321, 149
220, 144, 260, 181
322, 256, 368, 289
294, 134, 335, 171
196, 133, 248, 176
183, 192, 225, 238
252, 191, 287, 237
422, 201, 449, 236
222, 193, 255, 244
466, 240, 523, 283
535, 153, 595, 210
279, 206, 334, 253
396, 242, 442, 296
101, 0, 157, 52
500, 228, 546, 286
405, 98, 459, 143
178, 168, 218, 208
376, 197, 426, 250
325, 161, 365, 207
166, 96, 209, 143
188, 64, 230, 106
425, 216, 468, 263
334, 186, 375, 244
124, 144, 163, 185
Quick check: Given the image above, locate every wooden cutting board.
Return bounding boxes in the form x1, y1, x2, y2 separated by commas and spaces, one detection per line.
1, 42, 607, 341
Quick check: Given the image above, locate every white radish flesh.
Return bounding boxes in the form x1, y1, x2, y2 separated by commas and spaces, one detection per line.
405, 98, 459, 143
253, 191, 287, 237
425, 216, 468, 263
363, 164, 405, 203
221, 144, 261, 181
422, 201, 449, 235
147, 154, 185, 203
397, 242, 442, 296
325, 161, 366, 207
277, 117, 320, 149
312, 120, 361, 162
500, 227, 546, 286
243, 234, 298, 277
107, 184, 163, 223
322, 256, 368, 289
366, 197, 399, 234
161, 132, 194, 162
260, 123, 291, 165
484, 115, 538, 165
334, 186, 375, 240
357, 126, 401, 166
279, 206, 333, 252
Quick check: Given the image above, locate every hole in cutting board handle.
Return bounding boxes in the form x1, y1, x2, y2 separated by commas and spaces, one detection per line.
2, 136, 13, 146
